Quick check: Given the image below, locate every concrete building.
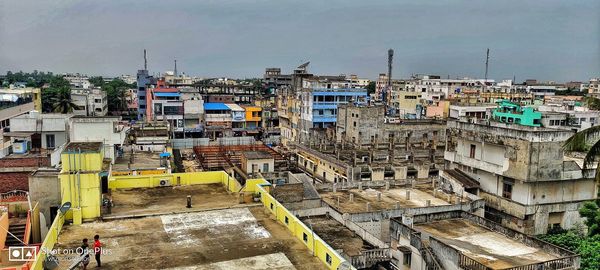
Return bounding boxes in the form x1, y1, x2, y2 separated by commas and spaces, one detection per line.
241, 151, 274, 176
448, 104, 496, 120
0, 88, 40, 139
390, 210, 579, 270
203, 103, 232, 139
297, 104, 446, 183
444, 119, 598, 235
297, 76, 368, 143
70, 87, 108, 116
180, 88, 204, 137
7, 111, 72, 152
69, 116, 129, 163
63, 73, 91, 89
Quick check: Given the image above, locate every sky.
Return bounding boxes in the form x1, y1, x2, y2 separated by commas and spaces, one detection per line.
0, 0, 599, 82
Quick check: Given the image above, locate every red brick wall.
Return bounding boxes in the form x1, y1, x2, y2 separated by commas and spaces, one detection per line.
0, 157, 49, 168
0, 172, 30, 192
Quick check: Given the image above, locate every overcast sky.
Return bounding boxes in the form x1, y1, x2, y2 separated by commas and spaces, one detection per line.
1, 0, 599, 82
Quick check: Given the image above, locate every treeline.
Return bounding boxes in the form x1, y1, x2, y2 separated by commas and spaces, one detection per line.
2, 71, 135, 115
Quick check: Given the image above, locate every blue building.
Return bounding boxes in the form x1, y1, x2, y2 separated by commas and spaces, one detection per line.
298, 77, 368, 141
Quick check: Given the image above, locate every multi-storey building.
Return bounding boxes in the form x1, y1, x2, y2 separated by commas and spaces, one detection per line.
296, 76, 368, 144
444, 119, 598, 235
70, 87, 108, 116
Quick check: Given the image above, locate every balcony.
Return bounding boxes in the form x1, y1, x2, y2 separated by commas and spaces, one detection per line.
444, 151, 505, 175
205, 114, 232, 123
312, 115, 337, 123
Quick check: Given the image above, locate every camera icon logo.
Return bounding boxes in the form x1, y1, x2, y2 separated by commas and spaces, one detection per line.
8, 246, 37, 262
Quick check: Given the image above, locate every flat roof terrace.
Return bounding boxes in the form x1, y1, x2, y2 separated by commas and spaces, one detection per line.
415, 219, 558, 269
54, 207, 326, 269
106, 184, 240, 218
319, 185, 463, 214
112, 150, 163, 171
300, 215, 368, 257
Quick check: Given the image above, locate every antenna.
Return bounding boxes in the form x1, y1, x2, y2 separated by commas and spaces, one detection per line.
174, 59, 178, 77
484, 48, 490, 81
144, 49, 147, 70
384, 49, 393, 109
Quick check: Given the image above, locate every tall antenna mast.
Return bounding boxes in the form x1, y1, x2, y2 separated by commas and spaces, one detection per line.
484, 48, 490, 81
144, 49, 147, 70
385, 49, 393, 108
174, 59, 178, 77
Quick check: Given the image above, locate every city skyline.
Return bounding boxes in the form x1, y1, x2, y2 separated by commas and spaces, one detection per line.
1, 0, 599, 81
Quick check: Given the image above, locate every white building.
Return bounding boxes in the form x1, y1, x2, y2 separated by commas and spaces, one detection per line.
69, 116, 129, 163
444, 120, 597, 235
71, 88, 108, 116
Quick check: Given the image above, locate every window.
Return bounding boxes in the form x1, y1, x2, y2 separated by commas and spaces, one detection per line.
469, 144, 476, 159
325, 253, 332, 265
46, 134, 56, 149
94, 99, 102, 103
263, 163, 269, 172
502, 181, 513, 199
303, 233, 308, 242
403, 252, 412, 266
353, 121, 356, 127
284, 216, 289, 224
270, 203, 274, 210
139, 95, 145, 100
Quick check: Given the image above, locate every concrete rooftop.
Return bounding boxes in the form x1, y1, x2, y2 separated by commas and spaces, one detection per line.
319, 185, 462, 213
300, 215, 368, 257
106, 184, 241, 218
54, 207, 326, 269
112, 150, 163, 171
415, 219, 558, 269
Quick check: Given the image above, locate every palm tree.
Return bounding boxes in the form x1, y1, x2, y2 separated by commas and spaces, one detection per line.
52, 88, 77, 114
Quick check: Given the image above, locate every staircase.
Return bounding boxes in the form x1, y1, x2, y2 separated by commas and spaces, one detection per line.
5, 223, 26, 247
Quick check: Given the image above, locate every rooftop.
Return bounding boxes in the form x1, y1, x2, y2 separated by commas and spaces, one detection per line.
300, 215, 369, 257
54, 180, 327, 270
112, 150, 163, 171
242, 151, 273, 160
415, 218, 559, 269
106, 184, 241, 218
318, 185, 463, 214
63, 142, 103, 152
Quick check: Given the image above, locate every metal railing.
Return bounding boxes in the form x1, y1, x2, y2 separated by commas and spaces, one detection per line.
349, 248, 391, 269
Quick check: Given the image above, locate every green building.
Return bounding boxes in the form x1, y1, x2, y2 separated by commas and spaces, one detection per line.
492, 100, 542, 127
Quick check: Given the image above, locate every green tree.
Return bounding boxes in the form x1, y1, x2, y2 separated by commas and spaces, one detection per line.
366, 81, 376, 94
89, 76, 104, 87
51, 87, 77, 113
580, 201, 600, 236
539, 231, 600, 270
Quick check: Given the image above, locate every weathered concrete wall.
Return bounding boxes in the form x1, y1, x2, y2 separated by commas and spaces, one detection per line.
272, 183, 304, 203
28, 169, 61, 226
429, 237, 460, 270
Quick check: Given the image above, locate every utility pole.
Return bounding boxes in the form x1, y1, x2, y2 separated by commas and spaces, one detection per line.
385, 49, 393, 114
144, 49, 147, 70
484, 48, 490, 81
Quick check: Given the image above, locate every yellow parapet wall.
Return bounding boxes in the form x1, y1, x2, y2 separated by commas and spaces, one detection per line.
255, 183, 354, 270
30, 212, 65, 270
108, 171, 242, 193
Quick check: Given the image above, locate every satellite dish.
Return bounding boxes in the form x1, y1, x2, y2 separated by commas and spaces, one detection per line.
59, 202, 72, 215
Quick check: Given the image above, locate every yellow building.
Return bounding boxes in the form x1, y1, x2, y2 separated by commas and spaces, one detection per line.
244, 106, 262, 129
59, 142, 104, 222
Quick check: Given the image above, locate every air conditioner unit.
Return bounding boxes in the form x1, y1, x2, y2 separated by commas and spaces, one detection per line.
159, 179, 171, 187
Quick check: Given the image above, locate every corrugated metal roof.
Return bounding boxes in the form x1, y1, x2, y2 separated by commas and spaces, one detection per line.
204, 103, 231, 110
225, 103, 244, 111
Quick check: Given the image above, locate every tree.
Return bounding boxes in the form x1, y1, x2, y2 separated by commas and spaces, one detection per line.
366, 81, 376, 95
580, 201, 600, 236
89, 76, 104, 87
564, 115, 600, 237
51, 88, 77, 113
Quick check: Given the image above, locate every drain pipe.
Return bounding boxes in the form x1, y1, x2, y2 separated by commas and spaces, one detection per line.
77, 148, 82, 208
67, 149, 72, 205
